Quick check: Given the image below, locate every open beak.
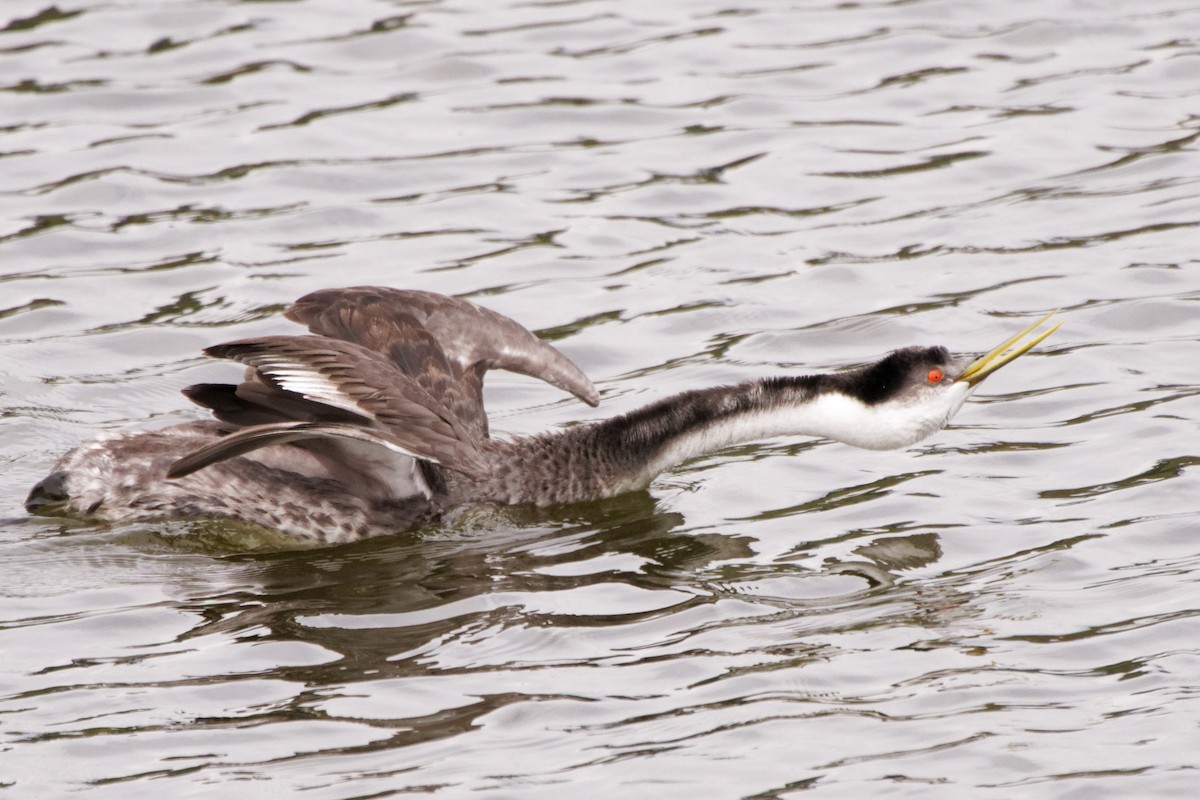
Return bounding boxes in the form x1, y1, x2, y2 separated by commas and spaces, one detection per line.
956, 310, 1061, 387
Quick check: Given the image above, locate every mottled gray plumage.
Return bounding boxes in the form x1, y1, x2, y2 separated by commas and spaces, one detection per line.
27, 287, 1048, 545
27, 287, 615, 543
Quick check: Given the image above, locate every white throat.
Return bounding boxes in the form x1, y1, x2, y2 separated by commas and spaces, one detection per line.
633, 382, 973, 487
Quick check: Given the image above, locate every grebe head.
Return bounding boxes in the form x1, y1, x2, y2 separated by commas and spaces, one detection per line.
803, 311, 1061, 451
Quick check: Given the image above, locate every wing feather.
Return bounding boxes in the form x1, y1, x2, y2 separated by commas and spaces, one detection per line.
175, 287, 591, 485
198, 335, 487, 475
166, 422, 428, 481
286, 287, 600, 407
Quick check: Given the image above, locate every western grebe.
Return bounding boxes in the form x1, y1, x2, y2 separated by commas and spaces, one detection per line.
26, 287, 1060, 544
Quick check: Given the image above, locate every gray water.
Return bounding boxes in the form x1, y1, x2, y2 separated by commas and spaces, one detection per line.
2, 0, 1199, 797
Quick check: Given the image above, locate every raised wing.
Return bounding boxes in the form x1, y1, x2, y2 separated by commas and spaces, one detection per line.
175, 335, 488, 480
286, 287, 600, 414
172, 287, 597, 487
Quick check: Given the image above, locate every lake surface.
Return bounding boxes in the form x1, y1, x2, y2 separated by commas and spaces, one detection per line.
2, 0, 1199, 797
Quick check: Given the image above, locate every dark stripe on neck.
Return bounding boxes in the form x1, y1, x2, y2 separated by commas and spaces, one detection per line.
584, 344, 955, 461
585, 375, 828, 464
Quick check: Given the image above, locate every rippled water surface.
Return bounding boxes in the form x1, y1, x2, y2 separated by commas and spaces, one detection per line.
3, 0, 1200, 796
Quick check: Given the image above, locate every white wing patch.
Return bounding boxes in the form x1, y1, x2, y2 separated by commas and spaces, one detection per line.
257, 356, 372, 419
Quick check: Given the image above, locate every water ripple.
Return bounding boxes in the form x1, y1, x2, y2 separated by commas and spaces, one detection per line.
2, 0, 1199, 797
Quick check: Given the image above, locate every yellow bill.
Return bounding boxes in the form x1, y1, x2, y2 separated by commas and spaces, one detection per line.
957, 310, 1062, 386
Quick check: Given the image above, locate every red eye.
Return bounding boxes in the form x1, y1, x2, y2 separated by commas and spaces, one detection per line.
927, 369, 944, 384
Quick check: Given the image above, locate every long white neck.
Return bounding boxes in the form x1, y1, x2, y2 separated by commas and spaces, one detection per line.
478, 377, 972, 506
617, 379, 971, 485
